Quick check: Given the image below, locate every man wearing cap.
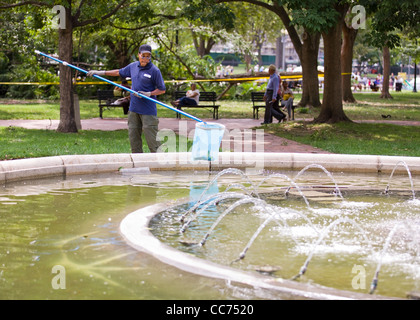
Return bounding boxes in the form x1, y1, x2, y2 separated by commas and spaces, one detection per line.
87, 44, 166, 153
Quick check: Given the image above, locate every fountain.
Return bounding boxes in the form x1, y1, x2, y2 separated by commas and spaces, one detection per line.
1, 153, 419, 299
121, 157, 420, 299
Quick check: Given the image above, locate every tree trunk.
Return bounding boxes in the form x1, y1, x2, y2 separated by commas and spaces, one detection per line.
269, 3, 321, 108
299, 31, 321, 108
244, 53, 252, 72
341, 22, 358, 103
191, 30, 216, 58
113, 40, 130, 69
105, 38, 132, 69
57, 5, 78, 133
315, 4, 351, 124
380, 46, 393, 99
257, 45, 263, 66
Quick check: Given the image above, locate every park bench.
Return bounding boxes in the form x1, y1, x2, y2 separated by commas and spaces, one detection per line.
288, 81, 301, 93
370, 84, 381, 92
174, 91, 220, 120
251, 91, 295, 120
97, 90, 128, 118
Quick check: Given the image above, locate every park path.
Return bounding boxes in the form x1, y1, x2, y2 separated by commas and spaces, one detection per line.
1, 117, 419, 154
0, 117, 329, 154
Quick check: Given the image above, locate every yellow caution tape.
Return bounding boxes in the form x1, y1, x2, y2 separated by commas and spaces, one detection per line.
0, 81, 115, 85
0, 72, 339, 86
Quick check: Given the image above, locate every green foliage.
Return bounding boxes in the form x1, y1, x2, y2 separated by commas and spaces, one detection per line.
6, 54, 59, 99
232, 82, 267, 100
159, 45, 217, 80
183, 0, 235, 31
227, 1, 283, 60
298, 107, 309, 114
361, 0, 420, 49
0, 53, 10, 96
154, 44, 217, 97
280, 0, 341, 33
0, 4, 59, 98
1, 0, 418, 103
155, 47, 188, 81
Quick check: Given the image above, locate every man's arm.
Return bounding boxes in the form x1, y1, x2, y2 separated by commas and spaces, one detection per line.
137, 88, 166, 98
186, 90, 198, 98
151, 88, 166, 96
104, 70, 120, 77
87, 69, 120, 77
272, 77, 279, 102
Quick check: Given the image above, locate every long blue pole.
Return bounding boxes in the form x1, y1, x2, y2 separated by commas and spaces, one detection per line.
35, 50, 204, 123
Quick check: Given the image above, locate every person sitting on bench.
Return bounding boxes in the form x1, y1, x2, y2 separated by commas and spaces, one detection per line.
171, 83, 200, 108
112, 79, 131, 114
370, 74, 382, 91
280, 80, 294, 120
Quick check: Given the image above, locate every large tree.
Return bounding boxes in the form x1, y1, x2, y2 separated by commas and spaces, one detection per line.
281, 0, 352, 123
1, 0, 129, 133
229, 3, 283, 67
362, 0, 420, 99
316, 2, 351, 123
98, 0, 182, 69
218, 0, 322, 108
183, 1, 235, 57
341, 9, 359, 103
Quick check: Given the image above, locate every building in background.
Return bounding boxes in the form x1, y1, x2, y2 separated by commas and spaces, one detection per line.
210, 34, 324, 72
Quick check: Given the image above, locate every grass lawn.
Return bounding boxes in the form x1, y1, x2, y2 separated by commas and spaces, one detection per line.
343, 92, 420, 121
0, 91, 419, 160
265, 121, 420, 157
0, 125, 192, 160
262, 91, 420, 157
0, 126, 131, 160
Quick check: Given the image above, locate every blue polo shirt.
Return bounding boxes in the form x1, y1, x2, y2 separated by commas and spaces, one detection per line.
266, 73, 279, 100
119, 61, 166, 116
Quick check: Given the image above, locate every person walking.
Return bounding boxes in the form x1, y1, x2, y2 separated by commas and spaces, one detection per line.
262, 64, 285, 124
87, 44, 166, 153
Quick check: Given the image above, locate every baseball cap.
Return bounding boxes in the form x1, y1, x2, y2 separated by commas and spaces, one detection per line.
139, 44, 152, 54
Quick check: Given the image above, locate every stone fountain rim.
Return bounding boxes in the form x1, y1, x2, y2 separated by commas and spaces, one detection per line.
1, 152, 420, 184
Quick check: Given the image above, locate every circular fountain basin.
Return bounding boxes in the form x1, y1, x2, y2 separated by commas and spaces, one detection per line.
120, 171, 419, 300
120, 202, 396, 300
